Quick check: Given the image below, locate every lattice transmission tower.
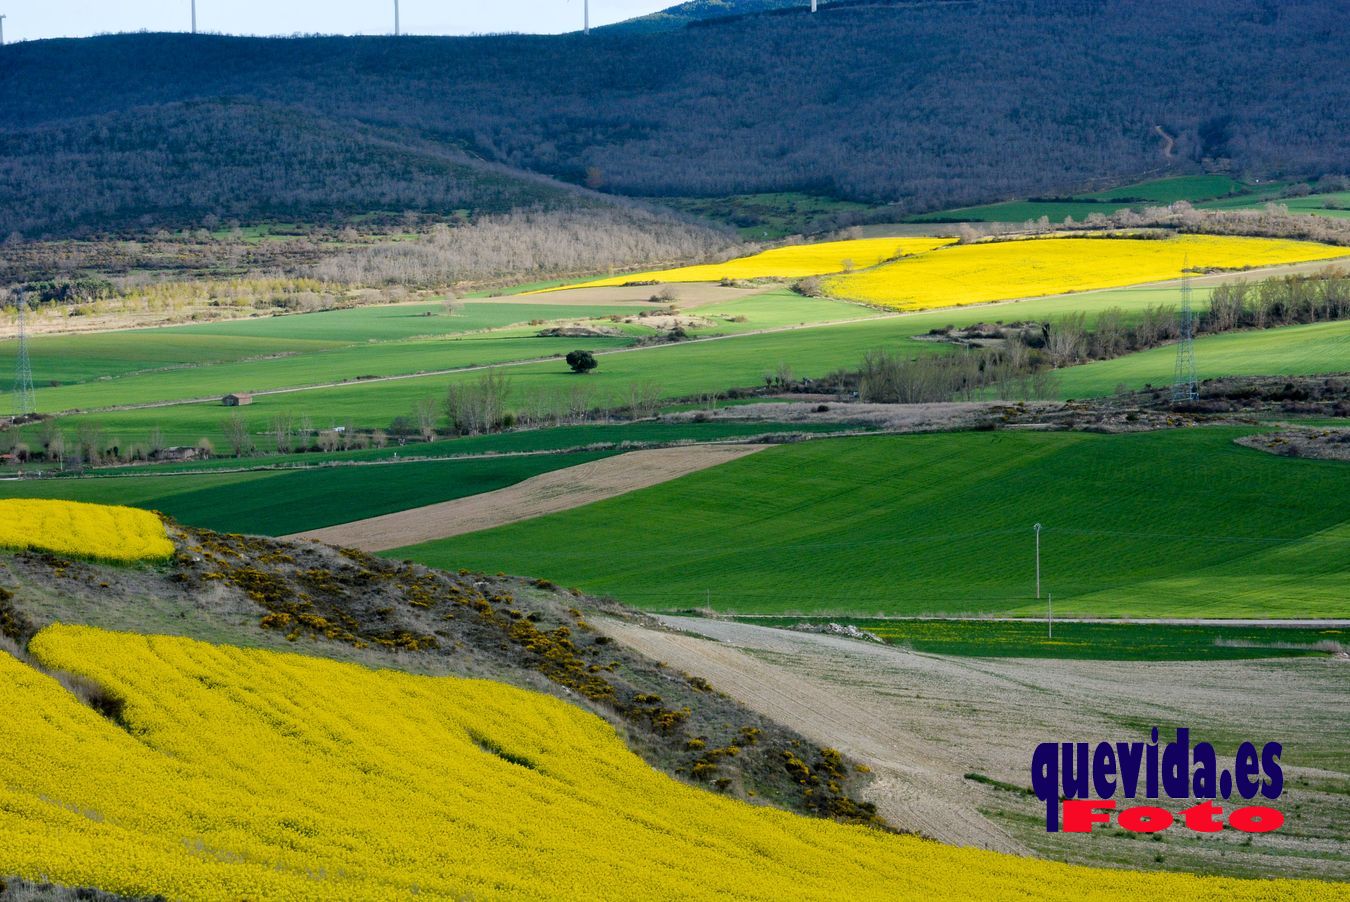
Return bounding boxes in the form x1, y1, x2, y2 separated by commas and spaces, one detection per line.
1171, 262, 1198, 403
13, 295, 36, 417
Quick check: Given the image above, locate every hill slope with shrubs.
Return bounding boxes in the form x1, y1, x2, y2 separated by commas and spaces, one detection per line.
0, 519, 880, 825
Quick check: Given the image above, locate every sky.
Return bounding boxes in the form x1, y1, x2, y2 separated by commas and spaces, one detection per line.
0, 1, 680, 42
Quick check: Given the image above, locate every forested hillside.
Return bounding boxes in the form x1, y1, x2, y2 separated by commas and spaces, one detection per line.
604, 0, 813, 32
0, 0, 1345, 237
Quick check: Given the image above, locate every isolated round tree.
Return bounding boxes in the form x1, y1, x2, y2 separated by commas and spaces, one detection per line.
566, 350, 598, 374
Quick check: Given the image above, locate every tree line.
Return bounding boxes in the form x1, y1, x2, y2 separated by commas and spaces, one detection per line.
310, 208, 735, 288
853, 268, 1349, 404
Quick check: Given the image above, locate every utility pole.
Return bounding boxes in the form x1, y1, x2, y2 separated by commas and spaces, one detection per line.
1033, 523, 1042, 600
394, 0, 400, 36
2, 15, 8, 46
1047, 593, 1053, 639
811, 0, 818, 11
585, 0, 590, 35
191, 1, 196, 34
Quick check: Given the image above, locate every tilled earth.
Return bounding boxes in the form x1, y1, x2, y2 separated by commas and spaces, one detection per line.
603, 615, 1350, 880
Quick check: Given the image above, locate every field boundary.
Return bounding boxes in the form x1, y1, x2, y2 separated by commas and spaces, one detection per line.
288, 443, 769, 551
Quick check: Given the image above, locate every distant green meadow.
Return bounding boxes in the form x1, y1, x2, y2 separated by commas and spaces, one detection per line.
4, 241, 1347, 462
909, 175, 1347, 225
0, 420, 870, 531
1, 301, 640, 411
26, 278, 1350, 453
394, 428, 1350, 620
1199, 191, 1350, 220
14, 278, 1349, 452
1053, 319, 1350, 398
735, 617, 1345, 661
86, 419, 868, 477
1, 290, 872, 421
908, 175, 1297, 224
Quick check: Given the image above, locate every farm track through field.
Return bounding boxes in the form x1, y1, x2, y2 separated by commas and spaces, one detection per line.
596, 615, 1031, 854
287, 443, 767, 551
599, 615, 1350, 878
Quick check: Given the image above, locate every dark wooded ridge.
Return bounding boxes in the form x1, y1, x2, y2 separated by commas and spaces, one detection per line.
1, 0, 1345, 237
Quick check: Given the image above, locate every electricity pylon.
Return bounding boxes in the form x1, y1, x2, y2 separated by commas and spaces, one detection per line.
1171, 261, 1198, 403
13, 296, 36, 416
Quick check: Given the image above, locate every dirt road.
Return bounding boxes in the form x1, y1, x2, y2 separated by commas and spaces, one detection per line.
597, 615, 1030, 854
598, 615, 1350, 877
288, 444, 766, 551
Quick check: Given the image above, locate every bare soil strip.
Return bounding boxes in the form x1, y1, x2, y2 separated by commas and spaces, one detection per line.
288, 444, 767, 551
599, 615, 1349, 878
597, 615, 1031, 854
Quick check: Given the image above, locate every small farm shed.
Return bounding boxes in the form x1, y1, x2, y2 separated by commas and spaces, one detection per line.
222, 393, 253, 407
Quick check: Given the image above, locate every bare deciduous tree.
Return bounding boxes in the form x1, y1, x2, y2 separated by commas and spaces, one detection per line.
270, 413, 296, 454
415, 397, 439, 442
445, 370, 512, 435
222, 413, 252, 457
623, 381, 664, 419
1046, 311, 1087, 366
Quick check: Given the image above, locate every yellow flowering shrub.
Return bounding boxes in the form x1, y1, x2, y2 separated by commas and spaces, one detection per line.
0, 624, 1337, 900
0, 499, 173, 563
824, 234, 1349, 310
546, 236, 956, 290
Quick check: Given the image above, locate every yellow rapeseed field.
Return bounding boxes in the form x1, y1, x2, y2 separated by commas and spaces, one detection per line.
544, 236, 956, 290
0, 624, 1338, 901
823, 234, 1350, 310
0, 499, 173, 562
